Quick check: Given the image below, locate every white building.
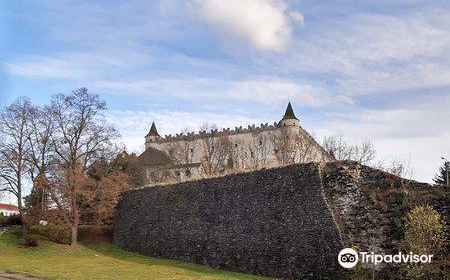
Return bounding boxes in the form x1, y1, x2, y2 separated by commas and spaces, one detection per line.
138, 103, 334, 184
0, 203, 19, 217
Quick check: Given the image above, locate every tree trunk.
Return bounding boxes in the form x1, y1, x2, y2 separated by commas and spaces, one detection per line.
70, 224, 78, 248
70, 191, 79, 248
20, 212, 28, 236
17, 191, 28, 237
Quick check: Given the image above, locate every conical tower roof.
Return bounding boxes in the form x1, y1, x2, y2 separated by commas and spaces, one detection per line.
281, 102, 298, 120
145, 122, 161, 137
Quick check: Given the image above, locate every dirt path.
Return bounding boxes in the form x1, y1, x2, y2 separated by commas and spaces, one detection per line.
0, 271, 54, 280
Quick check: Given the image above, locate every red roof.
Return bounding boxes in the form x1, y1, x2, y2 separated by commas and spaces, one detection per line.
0, 203, 19, 211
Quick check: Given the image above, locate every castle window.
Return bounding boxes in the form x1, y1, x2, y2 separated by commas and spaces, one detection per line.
250, 151, 254, 158
190, 148, 194, 153
259, 140, 262, 145
235, 143, 238, 148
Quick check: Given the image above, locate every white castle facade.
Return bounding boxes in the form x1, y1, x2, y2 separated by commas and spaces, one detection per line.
138, 103, 334, 184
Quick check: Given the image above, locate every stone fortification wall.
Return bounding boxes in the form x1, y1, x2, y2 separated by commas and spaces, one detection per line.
114, 160, 449, 278
322, 161, 449, 255
114, 163, 345, 279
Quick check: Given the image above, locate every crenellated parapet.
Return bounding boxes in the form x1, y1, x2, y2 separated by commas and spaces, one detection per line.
144, 102, 334, 164
147, 102, 309, 145
160, 122, 281, 143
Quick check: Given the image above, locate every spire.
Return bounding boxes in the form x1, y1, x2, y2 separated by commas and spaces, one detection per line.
146, 122, 161, 137
281, 102, 298, 120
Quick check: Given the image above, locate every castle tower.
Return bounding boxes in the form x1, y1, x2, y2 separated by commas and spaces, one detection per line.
279, 102, 300, 127
145, 122, 161, 149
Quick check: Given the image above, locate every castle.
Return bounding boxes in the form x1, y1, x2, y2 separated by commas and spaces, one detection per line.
117, 104, 449, 280
137, 102, 334, 184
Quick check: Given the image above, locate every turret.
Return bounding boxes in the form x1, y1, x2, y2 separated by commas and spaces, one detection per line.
145, 122, 161, 149
279, 102, 300, 127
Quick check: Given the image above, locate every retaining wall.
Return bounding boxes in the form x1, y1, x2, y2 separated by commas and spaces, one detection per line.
113, 163, 345, 279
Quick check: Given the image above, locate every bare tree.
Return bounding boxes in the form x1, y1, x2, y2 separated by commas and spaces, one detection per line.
198, 123, 232, 176
355, 140, 377, 165
293, 132, 317, 163
164, 141, 184, 166
0, 149, 8, 202
216, 134, 232, 172
268, 129, 326, 166
269, 129, 296, 165
322, 131, 376, 164
26, 105, 54, 210
322, 132, 354, 161
0, 97, 34, 235
227, 136, 248, 171
42, 88, 119, 247
158, 128, 197, 182
384, 155, 414, 179
164, 128, 195, 167
161, 141, 192, 182
247, 134, 270, 170
198, 123, 217, 175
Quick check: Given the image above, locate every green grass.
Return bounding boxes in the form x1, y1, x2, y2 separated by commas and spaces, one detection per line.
0, 228, 275, 280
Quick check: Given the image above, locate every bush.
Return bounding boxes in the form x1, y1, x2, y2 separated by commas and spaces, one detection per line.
404, 205, 446, 256
402, 205, 447, 279
32, 224, 70, 244
78, 225, 113, 245
3, 215, 22, 226
24, 234, 39, 247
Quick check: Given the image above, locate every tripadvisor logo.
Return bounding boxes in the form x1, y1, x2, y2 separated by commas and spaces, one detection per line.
338, 248, 434, 269
338, 248, 359, 268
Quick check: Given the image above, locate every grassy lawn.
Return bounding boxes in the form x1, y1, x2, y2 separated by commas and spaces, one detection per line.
0, 228, 275, 280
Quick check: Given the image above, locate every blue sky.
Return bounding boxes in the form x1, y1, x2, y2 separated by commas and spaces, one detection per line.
1, 0, 450, 183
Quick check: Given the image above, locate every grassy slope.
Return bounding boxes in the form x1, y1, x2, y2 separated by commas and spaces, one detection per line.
0, 229, 274, 280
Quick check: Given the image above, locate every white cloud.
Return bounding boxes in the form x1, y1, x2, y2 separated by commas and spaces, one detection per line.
289, 11, 304, 24
316, 95, 450, 182
6, 51, 153, 80
285, 10, 450, 95
96, 77, 353, 107
191, 0, 302, 52
227, 79, 353, 106
7, 56, 84, 80
345, 14, 448, 62
5, 0, 449, 185
336, 61, 450, 94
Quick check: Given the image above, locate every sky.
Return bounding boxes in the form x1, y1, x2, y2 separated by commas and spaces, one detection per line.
1, 0, 450, 184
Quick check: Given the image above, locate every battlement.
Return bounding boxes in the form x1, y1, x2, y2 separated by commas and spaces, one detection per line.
145, 102, 307, 145
158, 122, 282, 143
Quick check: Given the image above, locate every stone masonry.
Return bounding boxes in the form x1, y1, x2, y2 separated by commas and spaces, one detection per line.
114, 163, 346, 280
322, 161, 449, 256
114, 161, 449, 279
